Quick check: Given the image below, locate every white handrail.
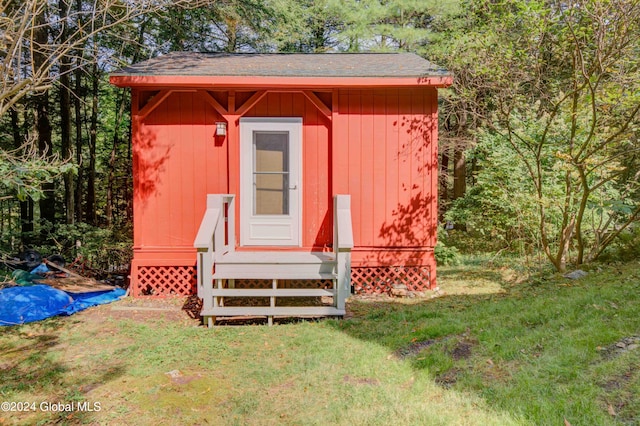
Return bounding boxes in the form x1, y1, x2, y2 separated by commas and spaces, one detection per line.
194, 194, 235, 303
194, 208, 220, 250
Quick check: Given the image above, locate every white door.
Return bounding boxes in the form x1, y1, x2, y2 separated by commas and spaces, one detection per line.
240, 117, 302, 246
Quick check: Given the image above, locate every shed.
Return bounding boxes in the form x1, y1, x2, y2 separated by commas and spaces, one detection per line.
110, 52, 452, 324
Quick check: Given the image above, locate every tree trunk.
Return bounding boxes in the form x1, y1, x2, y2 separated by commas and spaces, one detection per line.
439, 145, 450, 204
10, 107, 34, 240
225, 17, 238, 52
86, 56, 99, 225
450, 103, 468, 201
33, 7, 56, 235
73, 0, 84, 222
453, 146, 466, 199
105, 144, 115, 226
556, 216, 575, 273
106, 90, 127, 226
37, 89, 55, 230
59, 0, 74, 224
74, 55, 84, 222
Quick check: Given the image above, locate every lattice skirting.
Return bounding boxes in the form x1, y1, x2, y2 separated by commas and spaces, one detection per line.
132, 265, 197, 297
131, 264, 431, 297
351, 266, 432, 294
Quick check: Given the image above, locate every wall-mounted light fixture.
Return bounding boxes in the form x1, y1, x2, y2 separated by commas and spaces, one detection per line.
216, 121, 227, 136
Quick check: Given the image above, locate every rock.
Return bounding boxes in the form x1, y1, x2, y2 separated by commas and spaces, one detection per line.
599, 336, 640, 358
564, 270, 588, 280
390, 284, 408, 297
165, 369, 182, 379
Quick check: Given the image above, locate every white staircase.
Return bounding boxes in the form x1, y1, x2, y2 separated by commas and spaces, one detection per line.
194, 194, 353, 326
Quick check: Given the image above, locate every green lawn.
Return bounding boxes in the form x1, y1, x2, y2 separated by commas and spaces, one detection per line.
1, 259, 638, 425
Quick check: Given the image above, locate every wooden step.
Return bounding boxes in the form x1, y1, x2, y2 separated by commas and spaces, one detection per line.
213, 270, 336, 279
218, 251, 336, 264
210, 288, 334, 297
202, 306, 345, 317
213, 251, 336, 279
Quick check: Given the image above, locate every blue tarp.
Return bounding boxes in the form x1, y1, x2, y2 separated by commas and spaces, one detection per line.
60, 288, 126, 316
0, 284, 125, 326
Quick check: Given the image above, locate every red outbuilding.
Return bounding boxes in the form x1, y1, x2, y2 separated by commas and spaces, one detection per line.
110, 52, 452, 324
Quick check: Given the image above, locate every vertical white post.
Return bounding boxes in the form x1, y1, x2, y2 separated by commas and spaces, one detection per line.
199, 248, 214, 328
269, 279, 277, 326
334, 195, 354, 311
199, 250, 214, 309
336, 252, 351, 310
225, 195, 236, 254
216, 278, 224, 308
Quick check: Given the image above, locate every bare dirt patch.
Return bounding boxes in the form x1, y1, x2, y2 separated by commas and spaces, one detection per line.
394, 339, 437, 359
393, 333, 477, 361
75, 295, 202, 325
450, 340, 474, 360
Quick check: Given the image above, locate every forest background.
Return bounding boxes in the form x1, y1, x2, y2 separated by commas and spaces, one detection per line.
0, 0, 638, 275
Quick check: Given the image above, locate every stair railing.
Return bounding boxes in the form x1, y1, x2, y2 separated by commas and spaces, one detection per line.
194, 194, 235, 310
334, 194, 354, 310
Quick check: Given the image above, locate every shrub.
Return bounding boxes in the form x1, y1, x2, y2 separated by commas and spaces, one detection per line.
435, 241, 461, 266
33, 222, 132, 274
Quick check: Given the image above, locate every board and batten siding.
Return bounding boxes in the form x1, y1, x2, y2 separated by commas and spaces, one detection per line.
132, 91, 228, 255
333, 87, 438, 267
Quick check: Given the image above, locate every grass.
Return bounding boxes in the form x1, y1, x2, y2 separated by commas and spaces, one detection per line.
0, 258, 639, 425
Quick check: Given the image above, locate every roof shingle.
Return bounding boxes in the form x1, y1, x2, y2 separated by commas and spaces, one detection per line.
112, 52, 450, 78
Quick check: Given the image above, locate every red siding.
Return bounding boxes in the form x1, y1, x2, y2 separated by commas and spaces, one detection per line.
133, 92, 227, 251
333, 88, 438, 266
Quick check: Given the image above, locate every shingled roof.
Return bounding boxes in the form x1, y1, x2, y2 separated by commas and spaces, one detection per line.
112, 52, 450, 78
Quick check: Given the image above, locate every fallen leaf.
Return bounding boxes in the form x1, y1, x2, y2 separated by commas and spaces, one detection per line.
564, 418, 572, 426
607, 404, 617, 416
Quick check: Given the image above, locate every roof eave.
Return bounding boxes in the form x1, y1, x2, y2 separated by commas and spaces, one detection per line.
108, 75, 453, 89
